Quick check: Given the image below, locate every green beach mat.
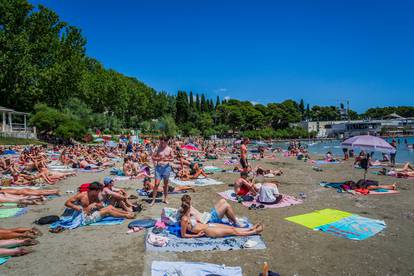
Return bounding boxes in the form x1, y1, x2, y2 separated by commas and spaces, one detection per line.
0, 208, 27, 219
0, 203, 18, 207
285, 208, 352, 229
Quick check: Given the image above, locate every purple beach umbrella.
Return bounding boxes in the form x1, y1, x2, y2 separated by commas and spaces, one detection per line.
341, 135, 396, 154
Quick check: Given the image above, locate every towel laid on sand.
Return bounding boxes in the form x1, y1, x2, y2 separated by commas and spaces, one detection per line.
77, 168, 104, 173
312, 160, 340, 165
285, 209, 386, 240
169, 177, 223, 187
316, 214, 386, 240
218, 190, 302, 209
151, 261, 242, 276
136, 188, 187, 197
50, 209, 124, 230
0, 207, 28, 218
113, 176, 131, 181
203, 166, 224, 173
0, 186, 41, 190
319, 182, 400, 196
0, 257, 10, 265
146, 228, 266, 252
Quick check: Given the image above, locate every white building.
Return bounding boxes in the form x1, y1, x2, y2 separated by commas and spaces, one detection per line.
0, 106, 36, 139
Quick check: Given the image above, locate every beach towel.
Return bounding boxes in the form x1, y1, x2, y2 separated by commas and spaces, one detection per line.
113, 176, 131, 181
0, 207, 28, 218
316, 215, 386, 240
312, 160, 340, 165
50, 209, 124, 230
0, 257, 10, 265
285, 209, 352, 229
0, 203, 17, 207
203, 166, 224, 173
151, 261, 243, 276
136, 188, 187, 197
169, 177, 224, 187
218, 190, 302, 209
77, 168, 104, 173
0, 185, 41, 190
320, 182, 400, 196
145, 229, 266, 252
285, 209, 386, 240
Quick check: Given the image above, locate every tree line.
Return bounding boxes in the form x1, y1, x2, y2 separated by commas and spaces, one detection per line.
1, 1, 412, 141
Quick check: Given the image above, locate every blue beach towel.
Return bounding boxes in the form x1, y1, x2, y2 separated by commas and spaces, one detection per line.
314, 160, 340, 165
146, 221, 265, 252
50, 209, 124, 230
151, 261, 242, 276
0, 257, 10, 265
316, 214, 386, 240
136, 188, 187, 197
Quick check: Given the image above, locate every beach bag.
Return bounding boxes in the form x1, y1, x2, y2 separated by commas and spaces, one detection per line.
34, 215, 60, 225
161, 207, 178, 225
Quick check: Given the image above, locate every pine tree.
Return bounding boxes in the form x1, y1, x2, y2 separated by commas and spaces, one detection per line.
215, 96, 220, 109
189, 91, 194, 110
201, 94, 206, 112
196, 94, 200, 111
299, 99, 305, 120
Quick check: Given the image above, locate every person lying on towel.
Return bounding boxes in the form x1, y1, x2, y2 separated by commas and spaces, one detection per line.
65, 182, 135, 226
178, 195, 263, 238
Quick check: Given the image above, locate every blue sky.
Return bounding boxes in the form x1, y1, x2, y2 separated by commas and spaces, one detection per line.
31, 0, 414, 112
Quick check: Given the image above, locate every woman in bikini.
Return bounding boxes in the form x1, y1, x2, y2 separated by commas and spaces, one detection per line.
179, 199, 263, 238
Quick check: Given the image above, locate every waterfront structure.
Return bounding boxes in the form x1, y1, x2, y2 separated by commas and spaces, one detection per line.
293, 114, 414, 138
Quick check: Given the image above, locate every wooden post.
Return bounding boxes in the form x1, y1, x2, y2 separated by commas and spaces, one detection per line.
24, 115, 27, 132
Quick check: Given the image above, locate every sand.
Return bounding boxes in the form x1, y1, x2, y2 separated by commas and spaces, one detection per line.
2, 155, 414, 276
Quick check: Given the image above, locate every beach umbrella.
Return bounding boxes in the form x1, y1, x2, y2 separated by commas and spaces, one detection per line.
181, 144, 199, 151
106, 141, 117, 148
234, 140, 242, 144
94, 138, 104, 142
341, 135, 396, 154
341, 135, 395, 182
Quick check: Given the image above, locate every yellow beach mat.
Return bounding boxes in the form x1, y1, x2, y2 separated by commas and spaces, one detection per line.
285, 208, 352, 229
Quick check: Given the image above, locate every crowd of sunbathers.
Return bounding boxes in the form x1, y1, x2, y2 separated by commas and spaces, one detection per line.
1, 135, 410, 263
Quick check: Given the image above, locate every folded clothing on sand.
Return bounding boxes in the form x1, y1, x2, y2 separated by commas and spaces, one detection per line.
151, 261, 242, 276
285, 208, 386, 240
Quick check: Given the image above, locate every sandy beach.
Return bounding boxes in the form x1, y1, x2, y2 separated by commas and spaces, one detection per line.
2, 155, 414, 276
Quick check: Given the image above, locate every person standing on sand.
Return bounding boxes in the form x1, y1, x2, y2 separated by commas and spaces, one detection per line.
390, 139, 397, 167
150, 137, 174, 206
240, 138, 249, 172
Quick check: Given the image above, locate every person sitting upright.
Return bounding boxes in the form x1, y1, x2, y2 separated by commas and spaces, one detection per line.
234, 171, 258, 196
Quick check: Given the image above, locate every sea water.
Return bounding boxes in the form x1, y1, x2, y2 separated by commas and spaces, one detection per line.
298, 137, 414, 164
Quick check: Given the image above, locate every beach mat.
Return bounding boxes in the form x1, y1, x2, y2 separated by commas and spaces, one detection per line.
316, 215, 386, 240
203, 166, 224, 173
151, 261, 242, 276
146, 229, 266, 252
0, 186, 41, 190
312, 160, 340, 165
50, 209, 124, 230
285, 209, 352, 229
113, 176, 131, 181
0, 257, 10, 265
169, 177, 223, 187
320, 182, 400, 196
136, 188, 187, 197
77, 168, 104, 173
285, 209, 386, 240
218, 190, 302, 209
0, 208, 28, 219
